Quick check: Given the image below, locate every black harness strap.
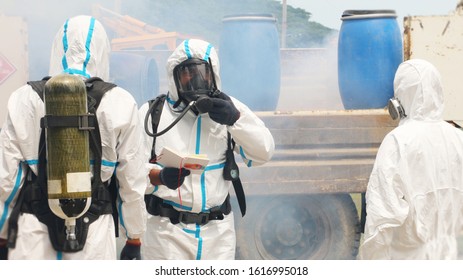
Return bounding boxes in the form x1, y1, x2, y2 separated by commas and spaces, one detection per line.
40, 114, 97, 130
6, 166, 32, 248
27, 76, 51, 100
360, 192, 367, 233
228, 134, 246, 217
231, 177, 246, 217
148, 94, 167, 163
85, 77, 117, 110
84, 77, 120, 237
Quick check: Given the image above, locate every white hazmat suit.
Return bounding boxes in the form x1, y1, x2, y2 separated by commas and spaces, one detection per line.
139, 39, 275, 259
0, 15, 147, 259
359, 59, 463, 259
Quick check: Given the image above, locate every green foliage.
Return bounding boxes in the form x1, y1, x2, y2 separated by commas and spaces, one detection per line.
122, 0, 336, 48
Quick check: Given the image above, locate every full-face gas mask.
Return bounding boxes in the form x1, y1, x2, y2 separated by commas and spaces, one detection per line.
144, 58, 218, 137
173, 58, 217, 104
387, 97, 406, 120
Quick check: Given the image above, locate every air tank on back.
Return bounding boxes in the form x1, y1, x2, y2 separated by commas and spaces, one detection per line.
337, 10, 403, 109
44, 74, 92, 250
219, 14, 281, 111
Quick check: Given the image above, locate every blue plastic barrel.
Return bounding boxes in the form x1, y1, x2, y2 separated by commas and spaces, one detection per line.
219, 14, 280, 111
338, 10, 403, 109
110, 52, 159, 107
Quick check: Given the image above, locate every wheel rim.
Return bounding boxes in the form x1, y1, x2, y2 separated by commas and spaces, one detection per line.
254, 197, 332, 259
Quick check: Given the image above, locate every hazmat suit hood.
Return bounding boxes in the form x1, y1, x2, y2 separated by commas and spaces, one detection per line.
166, 39, 221, 104
393, 59, 444, 122
49, 15, 110, 81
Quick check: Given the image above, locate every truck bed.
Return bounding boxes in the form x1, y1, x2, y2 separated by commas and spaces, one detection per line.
239, 108, 398, 195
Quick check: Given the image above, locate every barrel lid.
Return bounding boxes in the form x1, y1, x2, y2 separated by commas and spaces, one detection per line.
341, 10, 397, 20
222, 13, 277, 22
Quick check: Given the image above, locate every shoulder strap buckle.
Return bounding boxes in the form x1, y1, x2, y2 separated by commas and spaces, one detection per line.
78, 114, 96, 130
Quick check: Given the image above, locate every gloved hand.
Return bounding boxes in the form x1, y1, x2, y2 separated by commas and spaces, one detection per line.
120, 239, 141, 260
208, 98, 240, 126
0, 238, 7, 260
194, 96, 214, 114
160, 167, 191, 190
211, 90, 232, 101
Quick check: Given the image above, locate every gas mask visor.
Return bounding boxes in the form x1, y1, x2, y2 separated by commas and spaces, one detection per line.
173, 58, 215, 103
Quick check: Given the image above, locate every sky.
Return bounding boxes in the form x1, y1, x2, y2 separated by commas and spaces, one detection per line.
286, 0, 460, 30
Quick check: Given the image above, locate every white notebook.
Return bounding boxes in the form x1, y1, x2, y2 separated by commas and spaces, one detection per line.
157, 146, 209, 175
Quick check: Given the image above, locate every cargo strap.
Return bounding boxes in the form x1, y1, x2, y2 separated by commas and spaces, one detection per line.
145, 194, 231, 225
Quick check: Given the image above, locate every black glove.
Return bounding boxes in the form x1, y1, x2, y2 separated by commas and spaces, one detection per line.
194, 96, 214, 114
0, 244, 7, 260
212, 90, 232, 101
120, 240, 141, 260
160, 167, 191, 190
208, 98, 240, 126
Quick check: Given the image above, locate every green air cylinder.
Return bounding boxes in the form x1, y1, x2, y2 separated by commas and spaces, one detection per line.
44, 74, 92, 223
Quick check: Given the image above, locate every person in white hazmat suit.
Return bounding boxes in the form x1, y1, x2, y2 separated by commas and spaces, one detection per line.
359, 59, 463, 259
0, 15, 147, 260
138, 39, 275, 260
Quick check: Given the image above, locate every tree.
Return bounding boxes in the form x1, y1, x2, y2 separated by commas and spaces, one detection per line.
122, 0, 335, 48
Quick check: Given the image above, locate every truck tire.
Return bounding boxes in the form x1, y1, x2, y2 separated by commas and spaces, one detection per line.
234, 193, 361, 260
